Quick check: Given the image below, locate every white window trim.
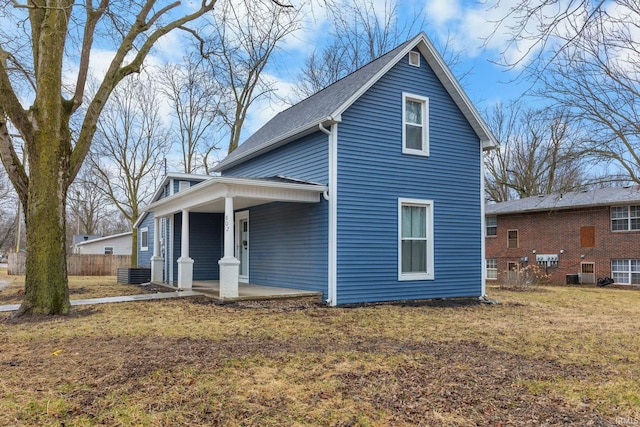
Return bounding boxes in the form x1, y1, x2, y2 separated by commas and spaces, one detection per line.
398, 198, 434, 281
507, 229, 518, 249
178, 180, 190, 192
611, 205, 640, 232
611, 259, 640, 285
140, 227, 149, 251
486, 216, 497, 237
486, 259, 498, 280
402, 92, 429, 157
409, 51, 420, 67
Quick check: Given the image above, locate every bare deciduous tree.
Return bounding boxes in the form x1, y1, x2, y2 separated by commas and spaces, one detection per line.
484, 102, 590, 202
89, 75, 171, 266
67, 167, 113, 236
294, 0, 426, 98
159, 56, 225, 174
0, 0, 215, 315
204, 0, 300, 153
493, 0, 640, 185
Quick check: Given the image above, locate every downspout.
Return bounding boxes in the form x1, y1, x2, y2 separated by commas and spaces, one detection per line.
319, 122, 337, 306
480, 143, 487, 299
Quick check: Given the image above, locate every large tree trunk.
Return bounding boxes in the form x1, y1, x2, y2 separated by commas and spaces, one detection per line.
19, 148, 71, 315
13, 0, 73, 316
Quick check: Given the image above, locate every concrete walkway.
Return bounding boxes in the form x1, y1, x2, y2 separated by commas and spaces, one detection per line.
0, 290, 203, 313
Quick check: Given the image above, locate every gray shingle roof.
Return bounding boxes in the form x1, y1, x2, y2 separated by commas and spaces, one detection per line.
485, 186, 640, 215
215, 32, 497, 172
215, 37, 416, 171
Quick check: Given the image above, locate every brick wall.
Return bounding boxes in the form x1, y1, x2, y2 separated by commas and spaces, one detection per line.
485, 205, 640, 284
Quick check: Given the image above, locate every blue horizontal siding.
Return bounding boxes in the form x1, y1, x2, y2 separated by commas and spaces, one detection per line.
246, 201, 328, 295
173, 212, 223, 281
222, 131, 329, 184
172, 179, 203, 194
137, 213, 154, 268
335, 50, 483, 304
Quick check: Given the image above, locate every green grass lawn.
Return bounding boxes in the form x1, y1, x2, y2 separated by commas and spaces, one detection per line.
1, 273, 638, 426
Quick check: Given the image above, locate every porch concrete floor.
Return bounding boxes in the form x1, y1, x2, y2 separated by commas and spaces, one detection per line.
161, 281, 323, 302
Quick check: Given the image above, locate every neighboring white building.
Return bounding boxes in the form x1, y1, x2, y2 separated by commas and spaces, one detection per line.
73, 232, 132, 255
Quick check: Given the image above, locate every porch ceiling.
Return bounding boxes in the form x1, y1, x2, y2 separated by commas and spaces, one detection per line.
143, 176, 327, 218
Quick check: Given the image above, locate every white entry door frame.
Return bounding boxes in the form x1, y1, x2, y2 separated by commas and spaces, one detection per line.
235, 211, 249, 283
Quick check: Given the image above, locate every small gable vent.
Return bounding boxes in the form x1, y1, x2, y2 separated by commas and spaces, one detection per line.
409, 51, 420, 67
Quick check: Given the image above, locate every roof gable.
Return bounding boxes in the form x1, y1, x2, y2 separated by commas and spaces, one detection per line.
215, 32, 496, 172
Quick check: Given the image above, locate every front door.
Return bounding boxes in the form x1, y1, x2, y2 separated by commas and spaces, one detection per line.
235, 211, 249, 282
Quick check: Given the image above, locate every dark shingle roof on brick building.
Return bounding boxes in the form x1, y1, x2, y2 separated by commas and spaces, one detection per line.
486, 186, 640, 215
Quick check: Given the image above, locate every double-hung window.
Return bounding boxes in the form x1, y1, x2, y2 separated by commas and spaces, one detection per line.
486, 259, 497, 280
402, 93, 429, 156
140, 227, 149, 251
399, 198, 434, 280
486, 216, 497, 237
611, 205, 640, 231
611, 259, 640, 285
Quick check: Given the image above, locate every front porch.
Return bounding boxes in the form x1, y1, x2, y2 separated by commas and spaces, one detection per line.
143, 176, 328, 299
159, 280, 323, 302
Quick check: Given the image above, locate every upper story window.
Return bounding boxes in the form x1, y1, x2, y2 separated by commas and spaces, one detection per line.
611, 205, 640, 231
507, 229, 518, 249
486, 216, 497, 236
402, 93, 429, 156
398, 198, 434, 281
104, 247, 114, 255
140, 227, 149, 251
179, 181, 191, 192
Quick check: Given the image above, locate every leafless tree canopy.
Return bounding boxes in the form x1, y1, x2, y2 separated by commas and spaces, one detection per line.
0, 0, 215, 314
484, 102, 591, 202
159, 56, 226, 174
90, 75, 171, 264
201, 0, 300, 154
294, 0, 425, 98
493, 0, 640, 185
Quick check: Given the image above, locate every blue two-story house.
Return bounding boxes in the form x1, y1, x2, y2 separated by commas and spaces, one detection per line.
135, 33, 496, 305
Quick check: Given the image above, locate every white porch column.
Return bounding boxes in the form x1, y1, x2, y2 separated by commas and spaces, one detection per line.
150, 216, 164, 283
218, 196, 240, 298
177, 209, 193, 289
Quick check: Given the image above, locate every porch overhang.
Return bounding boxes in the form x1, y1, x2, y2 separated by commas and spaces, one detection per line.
143, 176, 327, 218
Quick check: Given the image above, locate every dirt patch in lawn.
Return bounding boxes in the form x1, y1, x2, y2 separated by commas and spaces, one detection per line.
1, 286, 638, 426
1, 333, 614, 426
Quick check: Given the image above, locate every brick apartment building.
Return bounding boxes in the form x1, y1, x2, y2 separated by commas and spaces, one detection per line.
485, 187, 640, 286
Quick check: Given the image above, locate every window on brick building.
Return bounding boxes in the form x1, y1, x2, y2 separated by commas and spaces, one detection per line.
611, 259, 640, 284
486, 216, 497, 236
486, 259, 497, 280
507, 229, 518, 248
611, 205, 640, 231
580, 226, 595, 247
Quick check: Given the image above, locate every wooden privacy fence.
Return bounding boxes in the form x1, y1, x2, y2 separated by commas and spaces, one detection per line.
8, 253, 132, 276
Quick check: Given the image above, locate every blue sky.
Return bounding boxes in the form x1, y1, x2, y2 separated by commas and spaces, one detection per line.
2, 0, 534, 156
234, 0, 537, 138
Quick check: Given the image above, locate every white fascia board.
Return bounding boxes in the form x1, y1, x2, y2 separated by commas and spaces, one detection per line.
133, 212, 148, 229
328, 33, 497, 150
145, 177, 327, 218
214, 117, 340, 172
148, 172, 211, 205
413, 36, 498, 149
75, 231, 133, 246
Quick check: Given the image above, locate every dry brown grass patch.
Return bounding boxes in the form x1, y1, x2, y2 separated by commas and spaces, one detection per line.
1, 284, 639, 425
